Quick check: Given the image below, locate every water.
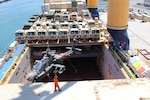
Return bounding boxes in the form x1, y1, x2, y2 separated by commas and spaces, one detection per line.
0, 0, 43, 57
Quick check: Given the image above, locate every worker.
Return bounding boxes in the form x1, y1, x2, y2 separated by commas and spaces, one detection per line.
53, 75, 61, 91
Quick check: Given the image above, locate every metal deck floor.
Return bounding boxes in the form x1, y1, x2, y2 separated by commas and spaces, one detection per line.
0, 78, 150, 100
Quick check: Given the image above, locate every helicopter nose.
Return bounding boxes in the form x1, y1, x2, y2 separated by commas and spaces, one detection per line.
27, 75, 34, 81
27, 71, 37, 81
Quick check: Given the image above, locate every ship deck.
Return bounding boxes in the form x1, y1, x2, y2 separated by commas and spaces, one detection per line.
0, 78, 150, 100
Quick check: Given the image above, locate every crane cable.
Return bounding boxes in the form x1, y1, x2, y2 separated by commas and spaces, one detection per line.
67, 58, 77, 74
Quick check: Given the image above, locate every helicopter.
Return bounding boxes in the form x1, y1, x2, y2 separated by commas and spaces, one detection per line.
27, 36, 81, 82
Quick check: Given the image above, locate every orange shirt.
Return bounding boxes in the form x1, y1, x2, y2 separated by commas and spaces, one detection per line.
53, 77, 58, 83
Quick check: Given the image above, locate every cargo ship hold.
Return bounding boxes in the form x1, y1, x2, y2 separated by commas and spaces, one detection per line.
0, 0, 150, 99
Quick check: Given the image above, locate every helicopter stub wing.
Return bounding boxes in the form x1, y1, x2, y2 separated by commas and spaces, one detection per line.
60, 50, 74, 57
53, 64, 66, 74
66, 47, 82, 51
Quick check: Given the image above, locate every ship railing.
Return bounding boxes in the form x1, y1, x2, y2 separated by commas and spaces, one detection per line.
0, 57, 17, 84
0, 42, 27, 84
109, 46, 137, 79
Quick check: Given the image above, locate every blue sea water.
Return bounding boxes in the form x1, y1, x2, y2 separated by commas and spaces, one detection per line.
0, 0, 43, 57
